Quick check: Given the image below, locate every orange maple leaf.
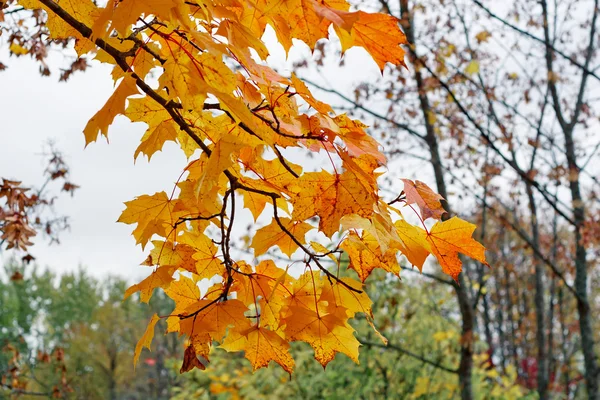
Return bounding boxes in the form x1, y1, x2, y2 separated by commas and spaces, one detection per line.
401, 179, 446, 220
426, 217, 488, 282
124, 265, 177, 303
283, 306, 360, 367
221, 326, 295, 374
117, 191, 182, 249
341, 231, 400, 282
133, 313, 160, 369
252, 217, 313, 257
179, 299, 250, 342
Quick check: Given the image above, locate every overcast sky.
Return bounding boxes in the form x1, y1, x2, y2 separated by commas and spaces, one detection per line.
0, 30, 390, 283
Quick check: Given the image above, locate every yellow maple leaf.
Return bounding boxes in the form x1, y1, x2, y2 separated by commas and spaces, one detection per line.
284, 271, 324, 312
241, 190, 270, 222
201, 137, 248, 193
124, 265, 177, 303
118, 191, 181, 249
178, 231, 224, 280
125, 95, 180, 161
217, 19, 270, 61
271, 0, 329, 51
231, 261, 292, 329
291, 74, 333, 114
240, 156, 302, 196
341, 231, 400, 282
133, 313, 160, 368
394, 219, 430, 271
283, 306, 360, 367
143, 240, 197, 273
221, 326, 295, 374
291, 170, 377, 237
320, 277, 372, 318
20, 0, 99, 54
164, 275, 201, 333
251, 217, 313, 257
426, 217, 488, 281
84, 75, 138, 144
180, 299, 250, 342
103, 0, 177, 37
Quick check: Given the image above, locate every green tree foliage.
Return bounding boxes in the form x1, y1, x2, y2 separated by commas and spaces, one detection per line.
0, 261, 182, 399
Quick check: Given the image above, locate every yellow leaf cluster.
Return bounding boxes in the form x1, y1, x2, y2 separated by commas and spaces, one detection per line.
19, 0, 488, 375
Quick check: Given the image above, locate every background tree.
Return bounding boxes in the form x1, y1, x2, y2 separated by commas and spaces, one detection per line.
298, 0, 600, 398
1, 260, 184, 399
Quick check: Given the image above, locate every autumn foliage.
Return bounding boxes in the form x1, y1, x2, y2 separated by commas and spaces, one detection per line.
8, 0, 487, 374
0, 148, 78, 265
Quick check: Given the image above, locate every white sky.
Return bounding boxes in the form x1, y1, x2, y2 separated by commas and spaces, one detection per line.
0, 29, 389, 283
0, 53, 188, 281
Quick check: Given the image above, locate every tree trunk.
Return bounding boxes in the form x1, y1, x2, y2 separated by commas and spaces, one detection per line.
526, 183, 548, 399
558, 287, 571, 399
109, 352, 118, 400
398, 3, 475, 397
540, 0, 599, 395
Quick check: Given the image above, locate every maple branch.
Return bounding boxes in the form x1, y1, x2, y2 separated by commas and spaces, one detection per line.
234, 181, 280, 199
251, 110, 325, 140
173, 213, 220, 229
219, 188, 235, 298
179, 297, 220, 320
269, 197, 362, 294
35, 0, 216, 159
119, 21, 167, 64
203, 103, 304, 177
400, 265, 453, 286
273, 145, 300, 178
360, 340, 459, 374
302, 78, 426, 141
387, 191, 405, 206
4, 6, 25, 14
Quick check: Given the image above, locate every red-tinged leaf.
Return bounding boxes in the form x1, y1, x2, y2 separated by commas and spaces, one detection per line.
335, 11, 408, 71
180, 344, 207, 373
401, 179, 446, 220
